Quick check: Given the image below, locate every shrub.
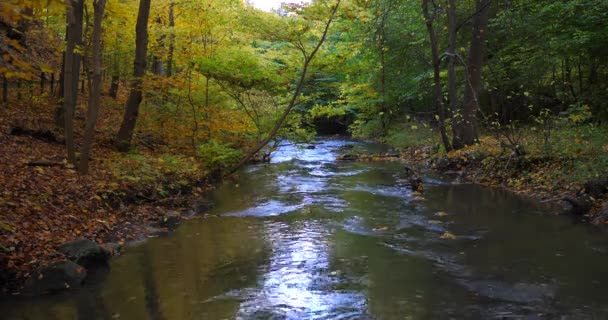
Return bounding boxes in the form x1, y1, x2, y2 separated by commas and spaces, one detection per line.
383, 122, 438, 150
198, 140, 243, 171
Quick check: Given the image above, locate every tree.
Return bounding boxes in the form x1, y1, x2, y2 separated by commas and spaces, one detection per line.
116, 0, 152, 152
166, 0, 175, 76
227, 0, 341, 174
79, 0, 106, 174
451, 0, 490, 149
62, 0, 84, 164
445, 0, 457, 141
151, 15, 165, 76
422, 0, 451, 152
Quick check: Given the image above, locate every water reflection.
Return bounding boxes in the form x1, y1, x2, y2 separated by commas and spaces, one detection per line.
3, 138, 608, 319
226, 200, 306, 217
228, 222, 367, 319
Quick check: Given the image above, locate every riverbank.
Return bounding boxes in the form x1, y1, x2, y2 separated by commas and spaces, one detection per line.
6, 137, 608, 318
347, 125, 608, 223
0, 102, 217, 295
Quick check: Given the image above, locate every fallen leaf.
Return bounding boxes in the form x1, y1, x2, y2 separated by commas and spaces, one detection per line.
372, 226, 388, 231
440, 232, 457, 239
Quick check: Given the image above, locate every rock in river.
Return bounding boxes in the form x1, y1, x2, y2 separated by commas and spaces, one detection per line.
58, 239, 111, 268
23, 260, 86, 295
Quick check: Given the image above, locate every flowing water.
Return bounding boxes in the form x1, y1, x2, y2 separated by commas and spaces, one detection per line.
3, 138, 608, 319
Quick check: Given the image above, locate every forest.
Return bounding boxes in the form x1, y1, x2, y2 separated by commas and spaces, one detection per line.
1, 0, 608, 301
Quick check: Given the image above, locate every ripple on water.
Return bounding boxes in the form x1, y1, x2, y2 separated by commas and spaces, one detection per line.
6, 138, 608, 320
271, 146, 338, 164
225, 200, 306, 217
349, 185, 410, 199
307, 162, 367, 178
339, 216, 384, 237
459, 280, 556, 304
277, 174, 329, 194
395, 214, 448, 233
311, 195, 349, 212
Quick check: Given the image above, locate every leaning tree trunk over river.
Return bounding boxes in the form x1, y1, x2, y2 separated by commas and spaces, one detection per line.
226, 0, 341, 175
116, 0, 152, 152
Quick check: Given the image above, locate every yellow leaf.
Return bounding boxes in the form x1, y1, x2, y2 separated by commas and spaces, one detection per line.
40, 65, 53, 73
435, 211, 449, 217
440, 232, 457, 239
416, 184, 424, 193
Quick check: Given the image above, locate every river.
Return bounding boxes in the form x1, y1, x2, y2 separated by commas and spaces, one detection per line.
3, 138, 608, 319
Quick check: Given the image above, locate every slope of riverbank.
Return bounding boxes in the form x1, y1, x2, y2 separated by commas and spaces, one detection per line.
344, 129, 608, 224
4, 137, 608, 319
0, 101, 215, 295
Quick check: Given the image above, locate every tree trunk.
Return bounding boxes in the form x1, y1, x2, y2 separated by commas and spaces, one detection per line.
108, 34, 121, 97
40, 72, 44, 94
577, 54, 584, 96
79, 0, 106, 175
50, 72, 55, 94
452, 0, 489, 149
55, 1, 83, 128
227, 0, 341, 175
564, 57, 577, 101
116, 0, 152, 152
71, 1, 84, 115
205, 76, 209, 108
166, 0, 175, 76
54, 53, 66, 126
151, 17, 165, 76
151, 58, 163, 76
376, 0, 389, 130
422, 0, 451, 152
56, 53, 65, 100
63, 0, 84, 165
2, 76, 7, 103
109, 75, 119, 98
446, 0, 457, 128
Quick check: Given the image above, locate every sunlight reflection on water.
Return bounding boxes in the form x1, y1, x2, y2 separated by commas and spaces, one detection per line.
233, 222, 367, 319
4, 138, 608, 319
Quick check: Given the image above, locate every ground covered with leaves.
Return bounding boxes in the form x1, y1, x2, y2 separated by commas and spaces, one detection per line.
381, 126, 608, 223
0, 100, 213, 295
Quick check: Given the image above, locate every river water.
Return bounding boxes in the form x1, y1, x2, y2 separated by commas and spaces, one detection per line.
3, 138, 608, 319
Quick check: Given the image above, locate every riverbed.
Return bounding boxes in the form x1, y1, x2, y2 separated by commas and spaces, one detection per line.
2, 138, 608, 319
